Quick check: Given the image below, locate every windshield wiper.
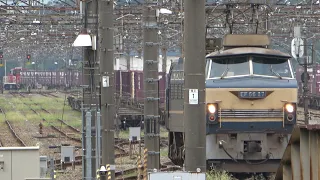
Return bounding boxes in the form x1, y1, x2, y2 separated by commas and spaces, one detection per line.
270, 65, 282, 79
220, 67, 229, 79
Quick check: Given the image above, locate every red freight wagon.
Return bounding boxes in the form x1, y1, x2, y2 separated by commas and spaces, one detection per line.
296, 65, 320, 96
115, 71, 132, 98
19, 70, 82, 88
115, 70, 166, 104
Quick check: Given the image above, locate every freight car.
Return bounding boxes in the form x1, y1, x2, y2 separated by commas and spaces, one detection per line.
296, 64, 320, 109
165, 34, 297, 176
3, 67, 82, 90
20, 70, 82, 89
67, 70, 167, 129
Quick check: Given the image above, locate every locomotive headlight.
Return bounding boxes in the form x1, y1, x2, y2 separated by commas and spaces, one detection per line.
208, 104, 216, 114
285, 104, 294, 113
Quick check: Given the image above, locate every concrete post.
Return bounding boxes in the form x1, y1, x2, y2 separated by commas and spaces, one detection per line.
183, 0, 206, 172
99, 0, 115, 179
143, 1, 160, 171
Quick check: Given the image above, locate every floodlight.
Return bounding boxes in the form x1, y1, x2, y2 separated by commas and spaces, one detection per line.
159, 8, 172, 14
72, 29, 92, 47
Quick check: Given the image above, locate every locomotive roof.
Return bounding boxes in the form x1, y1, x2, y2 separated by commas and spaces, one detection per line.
206, 47, 291, 59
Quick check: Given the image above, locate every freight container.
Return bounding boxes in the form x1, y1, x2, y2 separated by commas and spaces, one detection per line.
114, 70, 167, 104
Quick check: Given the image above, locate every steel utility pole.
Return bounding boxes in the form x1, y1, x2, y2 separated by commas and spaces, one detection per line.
99, 0, 115, 179
303, 28, 309, 125
143, 1, 160, 171
183, 0, 206, 172
303, 45, 308, 125
82, 0, 99, 178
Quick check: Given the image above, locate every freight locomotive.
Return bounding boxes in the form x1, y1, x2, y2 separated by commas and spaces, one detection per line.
165, 34, 297, 175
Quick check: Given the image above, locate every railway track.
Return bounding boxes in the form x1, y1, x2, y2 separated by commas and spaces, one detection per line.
11, 93, 82, 144
47, 92, 60, 98
57, 118, 81, 134
5, 119, 27, 146
38, 108, 82, 141
6, 91, 172, 172
0, 108, 27, 147
41, 118, 82, 143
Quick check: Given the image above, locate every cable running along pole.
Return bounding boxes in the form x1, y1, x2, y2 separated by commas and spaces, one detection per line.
99, 0, 115, 179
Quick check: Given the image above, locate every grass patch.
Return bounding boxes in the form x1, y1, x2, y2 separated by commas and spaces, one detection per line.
21, 95, 81, 127
160, 147, 168, 157
206, 169, 233, 180
62, 117, 81, 128
0, 93, 81, 130
25, 113, 42, 121
5, 111, 25, 121
41, 113, 61, 122
118, 130, 130, 139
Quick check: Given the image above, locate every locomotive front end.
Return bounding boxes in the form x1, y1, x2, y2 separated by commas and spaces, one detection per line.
205, 47, 297, 173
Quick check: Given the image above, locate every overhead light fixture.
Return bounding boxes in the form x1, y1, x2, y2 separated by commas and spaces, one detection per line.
32, 19, 40, 24
159, 8, 173, 15
72, 29, 92, 47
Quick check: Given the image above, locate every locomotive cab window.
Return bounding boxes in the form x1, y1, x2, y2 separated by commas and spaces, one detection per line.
208, 56, 249, 78
206, 55, 293, 79
252, 56, 293, 78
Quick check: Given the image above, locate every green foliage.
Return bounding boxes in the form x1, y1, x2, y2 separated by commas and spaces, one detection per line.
25, 113, 41, 122
160, 147, 168, 157
206, 169, 233, 180
0, 93, 82, 129
5, 111, 25, 122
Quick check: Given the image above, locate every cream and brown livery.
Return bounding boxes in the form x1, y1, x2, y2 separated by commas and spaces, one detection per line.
165, 34, 297, 175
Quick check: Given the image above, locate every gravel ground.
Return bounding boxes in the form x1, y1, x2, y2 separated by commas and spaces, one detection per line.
0, 121, 22, 147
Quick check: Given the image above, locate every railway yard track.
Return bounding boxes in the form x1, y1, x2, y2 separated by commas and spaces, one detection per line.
14, 92, 82, 145
6, 91, 318, 179
0, 108, 27, 147
5, 92, 168, 171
